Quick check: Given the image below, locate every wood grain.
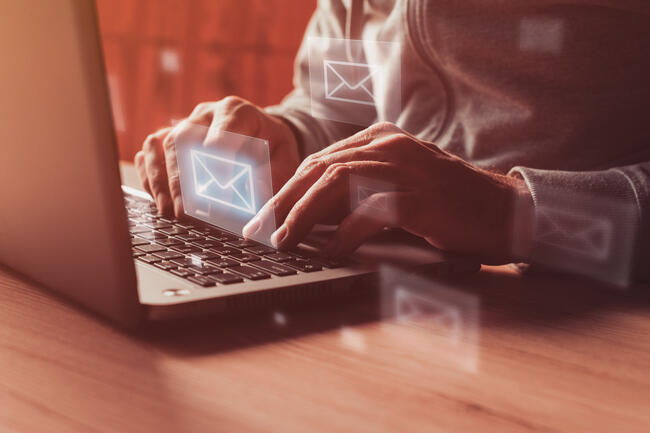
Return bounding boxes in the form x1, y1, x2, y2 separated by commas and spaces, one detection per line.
1, 167, 649, 433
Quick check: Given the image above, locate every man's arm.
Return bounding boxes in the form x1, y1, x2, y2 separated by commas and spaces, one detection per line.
510, 161, 649, 285
265, 1, 363, 159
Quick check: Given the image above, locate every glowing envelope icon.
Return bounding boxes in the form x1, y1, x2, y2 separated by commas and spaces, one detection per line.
190, 149, 256, 215
395, 288, 462, 345
324, 59, 380, 106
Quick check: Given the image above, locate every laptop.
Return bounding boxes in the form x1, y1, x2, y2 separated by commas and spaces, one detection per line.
0, 1, 478, 327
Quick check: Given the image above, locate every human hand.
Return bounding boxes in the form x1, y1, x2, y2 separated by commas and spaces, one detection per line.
243, 122, 535, 263
134, 96, 300, 217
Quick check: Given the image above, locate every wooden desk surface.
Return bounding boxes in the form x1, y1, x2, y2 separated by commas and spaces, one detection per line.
1, 165, 649, 433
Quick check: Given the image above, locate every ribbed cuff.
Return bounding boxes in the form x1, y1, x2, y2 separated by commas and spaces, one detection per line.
508, 166, 640, 287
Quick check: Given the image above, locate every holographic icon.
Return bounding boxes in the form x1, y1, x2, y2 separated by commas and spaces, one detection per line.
535, 207, 613, 262
190, 149, 256, 215
519, 18, 565, 54
357, 185, 389, 212
395, 287, 462, 345
323, 59, 379, 106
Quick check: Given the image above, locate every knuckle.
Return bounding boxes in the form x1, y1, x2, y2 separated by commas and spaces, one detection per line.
370, 121, 397, 133
220, 95, 245, 109
192, 102, 213, 115
229, 101, 256, 118
134, 150, 145, 166
143, 133, 161, 152
373, 132, 408, 150
323, 163, 349, 181
297, 154, 327, 176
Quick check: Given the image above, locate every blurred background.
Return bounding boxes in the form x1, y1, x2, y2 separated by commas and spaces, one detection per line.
96, 0, 316, 161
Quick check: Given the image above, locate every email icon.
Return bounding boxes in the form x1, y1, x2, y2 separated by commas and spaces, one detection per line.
395, 287, 462, 344
536, 206, 612, 261
324, 59, 380, 106
190, 149, 256, 215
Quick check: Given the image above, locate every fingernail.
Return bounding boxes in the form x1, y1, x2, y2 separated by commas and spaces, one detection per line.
270, 225, 288, 248
242, 216, 261, 238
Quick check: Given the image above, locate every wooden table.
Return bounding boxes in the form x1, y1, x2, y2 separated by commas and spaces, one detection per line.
1, 166, 649, 433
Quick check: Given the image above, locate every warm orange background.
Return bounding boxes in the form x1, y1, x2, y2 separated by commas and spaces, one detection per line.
96, 0, 316, 161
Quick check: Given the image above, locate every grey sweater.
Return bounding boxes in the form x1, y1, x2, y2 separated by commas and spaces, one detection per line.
267, 0, 650, 284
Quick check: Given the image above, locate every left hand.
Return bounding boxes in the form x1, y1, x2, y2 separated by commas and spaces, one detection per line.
243, 122, 534, 263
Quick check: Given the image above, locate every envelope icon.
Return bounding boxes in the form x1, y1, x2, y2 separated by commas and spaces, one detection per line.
190, 149, 256, 214
357, 185, 388, 211
324, 59, 380, 106
536, 206, 612, 261
395, 288, 461, 344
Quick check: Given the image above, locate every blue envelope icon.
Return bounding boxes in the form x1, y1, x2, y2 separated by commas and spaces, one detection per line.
190, 149, 256, 215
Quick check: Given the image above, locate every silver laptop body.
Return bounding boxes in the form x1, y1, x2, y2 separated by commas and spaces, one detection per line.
0, 0, 475, 327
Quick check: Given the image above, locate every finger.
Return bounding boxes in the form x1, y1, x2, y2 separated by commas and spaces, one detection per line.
308, 122, 402, 161
323, 191, 416, 257
134, 150, 152, 196
242, 138, 399, 241
203, 99, 262, 156
270, 161, 400, 250
142, 128, 173, 215
162, 124, 198, 217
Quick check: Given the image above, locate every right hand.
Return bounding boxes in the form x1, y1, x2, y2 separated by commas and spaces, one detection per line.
134, 96, 301, 217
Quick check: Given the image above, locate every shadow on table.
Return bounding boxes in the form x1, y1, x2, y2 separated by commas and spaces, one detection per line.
136, 265, 650, 357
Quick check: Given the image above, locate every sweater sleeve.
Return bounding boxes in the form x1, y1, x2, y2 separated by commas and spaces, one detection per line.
265, 0, 362, 159
509, 162, 649, 286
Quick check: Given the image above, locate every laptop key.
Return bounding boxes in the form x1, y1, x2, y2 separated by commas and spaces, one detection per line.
130, 225, 152, 234
175, 233, 204, 243
208, 232, 237, 242
185, 264, 222, 275
208, 247, 239, 256
131, 238, 150, 247
265, 252, 293, 263
230, 253, 261, 263
170, 244, 202, 254
138, 254, 161, 264
191, 239, 223, 249
154, 260, 177, 271
226, 239, 257, 249
157, 237, 182, 247
153, 250, 184, 260
206, 258, 239, 268
170, 268, 194, 278
208, 272, 244, 284
143, 221, 173, 230
131, 249, 146, 258
188, 251, 220, 261
283, 259, 322, 273
251, 260, 297, 276
228, 265, 271, 280
170, 257, 196, 267
245, 245, 276, 256
187, 275, 217, 287
159, 227, 188, 236
135, 243, 167, 253
135, 231, 168, 240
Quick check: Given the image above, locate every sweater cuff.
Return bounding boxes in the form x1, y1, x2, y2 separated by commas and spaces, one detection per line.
508, 166, 640, 287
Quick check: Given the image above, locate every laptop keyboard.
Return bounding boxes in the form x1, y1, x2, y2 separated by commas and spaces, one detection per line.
125, 194, 347, 287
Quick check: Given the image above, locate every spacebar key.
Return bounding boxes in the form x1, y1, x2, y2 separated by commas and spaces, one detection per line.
228, 265, 271, 280
252, 260, 297, 276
